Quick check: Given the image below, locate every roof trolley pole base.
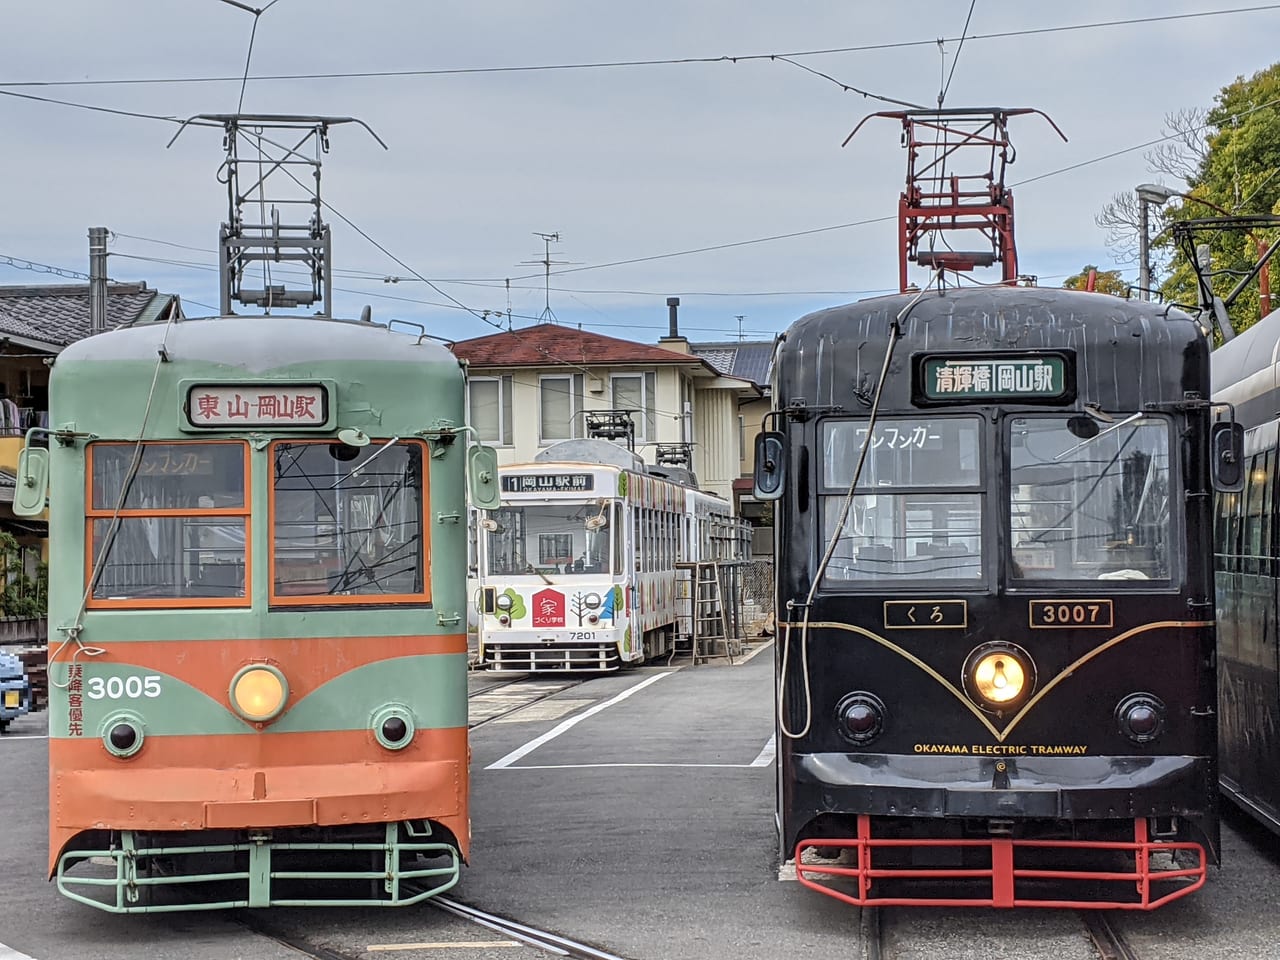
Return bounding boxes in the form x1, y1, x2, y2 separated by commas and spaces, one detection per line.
845, 108, 1066, 292
169, 114, 387, 317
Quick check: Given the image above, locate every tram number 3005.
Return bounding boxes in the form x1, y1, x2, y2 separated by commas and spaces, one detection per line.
86, 675, 163, 700
1029, 600, 1114, 629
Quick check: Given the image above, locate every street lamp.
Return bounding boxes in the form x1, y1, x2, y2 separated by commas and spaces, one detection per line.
1135, 183, 1178, 301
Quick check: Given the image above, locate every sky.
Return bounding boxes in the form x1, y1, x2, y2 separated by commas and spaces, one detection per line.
1, 1, 1278, 345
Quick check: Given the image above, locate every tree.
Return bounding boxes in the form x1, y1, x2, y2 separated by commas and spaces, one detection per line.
1094, 110, 1210, 265
1063, 265, 1130, 298
1158, 63, 1280, 334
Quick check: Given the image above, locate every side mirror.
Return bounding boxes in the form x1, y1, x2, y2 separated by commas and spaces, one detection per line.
12, 447, 49, 518
1211, 421, 1245, 492
467, 444, 502, 510
752, 431, 787, 501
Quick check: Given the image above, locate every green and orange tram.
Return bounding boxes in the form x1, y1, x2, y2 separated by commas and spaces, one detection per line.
14, 311, 497, 911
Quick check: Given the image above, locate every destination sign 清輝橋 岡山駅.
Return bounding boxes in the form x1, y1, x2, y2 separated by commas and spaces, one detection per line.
500, 473, 595, 493
917, 354, 1072, 403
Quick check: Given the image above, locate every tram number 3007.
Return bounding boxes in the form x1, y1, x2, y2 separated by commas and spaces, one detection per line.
1029, 600, 1114, 629
86, 675, 163, 700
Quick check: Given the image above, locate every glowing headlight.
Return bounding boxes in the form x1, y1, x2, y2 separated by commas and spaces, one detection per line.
584, 593, 603, 609
230, 665, 288, 723
964, 643, 1035, 710
495, 594, 514, 612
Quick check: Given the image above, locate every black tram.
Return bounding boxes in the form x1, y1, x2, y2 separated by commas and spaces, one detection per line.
1210, 306, 1280, 832
755, 285, 1240, 909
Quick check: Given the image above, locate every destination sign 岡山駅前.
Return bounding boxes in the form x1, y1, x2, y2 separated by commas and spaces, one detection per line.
919, 355, 1070, 402
501, 473, 595, 493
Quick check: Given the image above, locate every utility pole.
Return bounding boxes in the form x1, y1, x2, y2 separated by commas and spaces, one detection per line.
735, 315, 746, 342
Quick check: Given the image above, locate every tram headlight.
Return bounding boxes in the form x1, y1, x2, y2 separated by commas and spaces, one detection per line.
963, 643, 1035, 711
229, 665, 289, 723
584, 593, 602, 609
495, 594, 514, 612
835, 692, 886, 745
1116, 693, 1166, 744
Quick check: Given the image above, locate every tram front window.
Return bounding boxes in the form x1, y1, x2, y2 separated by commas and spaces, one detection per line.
271, 440, 427, 600
88, 441, 248, 602
485, 502, 614, 576
1009, 415, 1171, 581
820, 417, 983, 583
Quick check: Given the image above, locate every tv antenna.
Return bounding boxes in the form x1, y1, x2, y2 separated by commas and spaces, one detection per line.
169, 113, 386, 316
519, 231, 576, 324
735, 315, 746, 341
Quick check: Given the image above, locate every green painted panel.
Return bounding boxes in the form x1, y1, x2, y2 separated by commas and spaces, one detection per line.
47, 654, 466, 738
47, 663, 243, 739
271, 654, 468, 733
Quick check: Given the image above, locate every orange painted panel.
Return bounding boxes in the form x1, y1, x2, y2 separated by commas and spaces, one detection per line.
49, 727, 469, 874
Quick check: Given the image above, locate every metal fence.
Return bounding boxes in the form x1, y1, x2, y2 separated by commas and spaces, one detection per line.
739, 559, 774, 638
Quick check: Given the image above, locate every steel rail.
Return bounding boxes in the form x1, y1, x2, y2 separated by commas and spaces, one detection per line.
430, 895, 632, 960
467, 678, 586, 730
1080, 910, 1141, 960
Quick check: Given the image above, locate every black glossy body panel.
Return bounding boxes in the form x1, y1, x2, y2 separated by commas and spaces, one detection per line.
772, 287, 1219, 862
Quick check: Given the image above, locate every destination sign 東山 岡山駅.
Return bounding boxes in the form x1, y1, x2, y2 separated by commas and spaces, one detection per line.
501, 473, 595, 493
185, 383, 329, 428
917, 353, 1072, 403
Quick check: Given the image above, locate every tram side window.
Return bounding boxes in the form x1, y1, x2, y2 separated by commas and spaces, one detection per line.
819, 417, 983, 583
88, 442, 249, 604
1242, 450, 1274, 576
1009, 416, 1172, 581
271, 440, 427, 602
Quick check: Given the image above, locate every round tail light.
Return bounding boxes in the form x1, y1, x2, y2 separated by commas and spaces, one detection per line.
1117, 694, 1166, 743
102, 713, 144, 758
835, 692, 886, 745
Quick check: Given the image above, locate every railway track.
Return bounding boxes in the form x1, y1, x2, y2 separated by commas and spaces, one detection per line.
467, 677, 586, 729
865, 907, 1143, 960
242, 894, 631, 959
1080, 911, 1141, 960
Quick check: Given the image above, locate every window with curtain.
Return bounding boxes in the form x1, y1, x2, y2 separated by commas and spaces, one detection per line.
540, 374, 583, 442
469, 376, 513, 445
612, 372, 657, 441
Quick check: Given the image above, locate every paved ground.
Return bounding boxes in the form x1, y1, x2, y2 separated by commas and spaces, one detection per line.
4, 650, 1280, 959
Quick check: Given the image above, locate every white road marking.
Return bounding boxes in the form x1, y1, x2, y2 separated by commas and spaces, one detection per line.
0, 735, 47, 741
499, 761, 770, 770
735, 639, 775, 665
750, 733, 777, 767
490, 699, 594, 723
484, 671, 673, 769
0, 941, 39, 960
367, 942, 519, 952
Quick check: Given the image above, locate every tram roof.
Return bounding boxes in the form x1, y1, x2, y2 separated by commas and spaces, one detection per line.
1210, 306, 1280, 396
784, 285, 1199, 347
55, 313, 461, 369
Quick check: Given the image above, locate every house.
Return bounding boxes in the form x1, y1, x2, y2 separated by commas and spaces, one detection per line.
0, 281, 183, 587
449, 316, 759, 505
689, 339, 777, 556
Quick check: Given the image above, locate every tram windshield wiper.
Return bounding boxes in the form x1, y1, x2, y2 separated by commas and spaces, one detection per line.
526, 563, 553, 585
1053, 413, 1143, 461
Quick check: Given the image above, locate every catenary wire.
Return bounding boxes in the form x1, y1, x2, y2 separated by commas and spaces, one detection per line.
939, 0, 978, 107
2, 5, 1277, 89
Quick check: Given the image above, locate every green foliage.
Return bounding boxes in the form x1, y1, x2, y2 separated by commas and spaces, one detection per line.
0, 531, 46, 619
500, 587, 526, 620
1063, 265, 1130, 298
1160, 63, 1280, 334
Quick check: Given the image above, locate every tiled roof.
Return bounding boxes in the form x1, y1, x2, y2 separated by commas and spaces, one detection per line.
451, 323, 714, 369
689, 340, 775, 388
0, 283, 179, 350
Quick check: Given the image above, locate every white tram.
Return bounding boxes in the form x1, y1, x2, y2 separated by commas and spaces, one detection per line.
476, 439, 743, 672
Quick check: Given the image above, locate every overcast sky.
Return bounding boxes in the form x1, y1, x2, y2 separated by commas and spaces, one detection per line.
1, 1, 1277, 344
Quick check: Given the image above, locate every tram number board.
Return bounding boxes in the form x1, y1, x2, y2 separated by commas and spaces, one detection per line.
185, 383, 328, 428
1028, 599, 1114, 629
501, 473, 595, 493
884, 599, 968, 630
917, 353, 1072, 403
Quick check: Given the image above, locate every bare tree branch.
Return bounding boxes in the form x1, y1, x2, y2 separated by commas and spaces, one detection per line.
1144, 107, 1210, 181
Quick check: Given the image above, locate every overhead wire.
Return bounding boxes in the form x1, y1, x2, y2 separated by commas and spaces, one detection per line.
3, 4, 1277, 89
939, 0, 977, 107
